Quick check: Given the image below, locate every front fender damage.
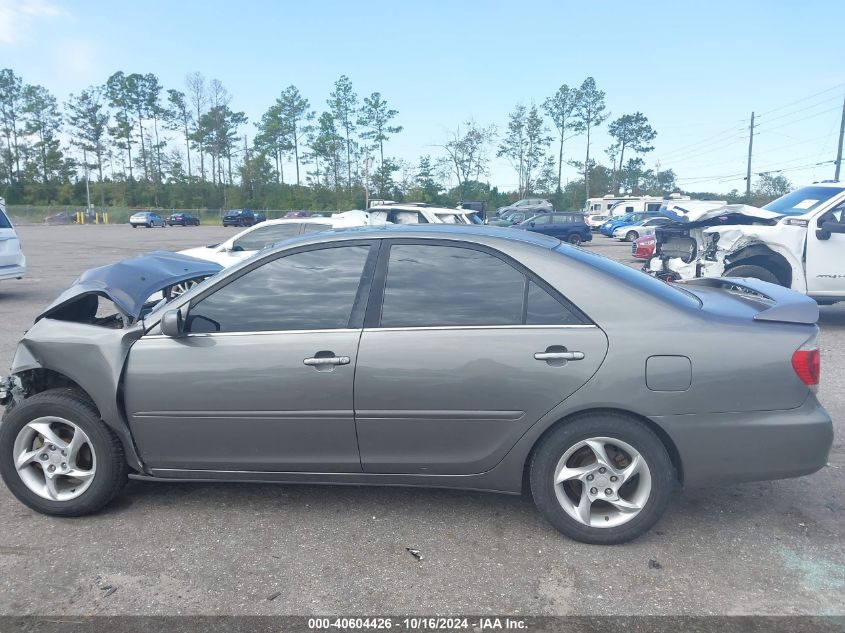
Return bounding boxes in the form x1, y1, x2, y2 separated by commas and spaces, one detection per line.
7, 318, 147, 472
703, 224, 807, 291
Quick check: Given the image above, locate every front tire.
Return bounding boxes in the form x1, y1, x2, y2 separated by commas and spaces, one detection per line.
626, 231, 638, 242
568, 234, 582, 246
0, 390, 128, 517
724, 264, 781, 286
529, 413, 674, 544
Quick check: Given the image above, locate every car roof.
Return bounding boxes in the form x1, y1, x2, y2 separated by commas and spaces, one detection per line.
264, 223, 562, 253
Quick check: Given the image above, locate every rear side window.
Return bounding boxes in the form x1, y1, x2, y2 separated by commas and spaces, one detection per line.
379, 244, 584, 328
0, 210, 11, 229
186, 245, 370, 333
233, 224, 300, 251
526, 281, 582, 325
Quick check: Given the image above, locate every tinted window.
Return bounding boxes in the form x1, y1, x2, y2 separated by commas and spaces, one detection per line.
0, 210, 11, 229
526, 281, 581, 325
186, 245, 370, 333
381, 245, 525, 327
233, 223, 300, 251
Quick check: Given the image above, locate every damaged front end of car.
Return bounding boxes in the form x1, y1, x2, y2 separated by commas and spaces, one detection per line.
1, 251, 222, 471
646, 204, 786, 282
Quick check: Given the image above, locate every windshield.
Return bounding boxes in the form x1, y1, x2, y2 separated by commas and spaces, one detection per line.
615, 213, 634, 222
762, 186, 845, 216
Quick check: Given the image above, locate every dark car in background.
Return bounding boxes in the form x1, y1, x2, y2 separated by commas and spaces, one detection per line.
167, 213, 200, 227
513, 212, 593, 246
222, 209, 266, 227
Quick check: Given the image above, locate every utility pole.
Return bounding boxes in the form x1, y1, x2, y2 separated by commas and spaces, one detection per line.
745, 112, 755, 198
835, 92, 845, 181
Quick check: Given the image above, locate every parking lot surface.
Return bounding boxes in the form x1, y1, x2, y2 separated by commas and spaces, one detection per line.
0, 224, 843, 616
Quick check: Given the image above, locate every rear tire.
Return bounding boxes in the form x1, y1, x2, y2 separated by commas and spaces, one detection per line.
530, 413, 674, 544
0, 390, 128, 517
724, 264, 781, 286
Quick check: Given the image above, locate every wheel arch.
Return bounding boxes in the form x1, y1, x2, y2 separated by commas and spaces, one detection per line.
724, 245, 793, 288
522, 407, 684, 490
10, 367, 145, 473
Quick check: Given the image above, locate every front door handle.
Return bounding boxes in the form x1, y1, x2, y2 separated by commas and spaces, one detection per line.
534, 351, 585, 361
303, 355, 351, 367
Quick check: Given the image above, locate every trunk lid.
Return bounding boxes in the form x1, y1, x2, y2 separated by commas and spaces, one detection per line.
680, 277, 819, 325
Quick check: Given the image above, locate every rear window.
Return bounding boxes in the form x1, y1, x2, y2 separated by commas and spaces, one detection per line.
0, 209, 11, 229
555, 244, 702, 309
763, 186, 845, 216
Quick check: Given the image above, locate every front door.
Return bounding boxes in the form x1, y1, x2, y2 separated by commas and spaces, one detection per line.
806, 202, 845, 298
124, 242, 376, 472
354, 242, 608, 475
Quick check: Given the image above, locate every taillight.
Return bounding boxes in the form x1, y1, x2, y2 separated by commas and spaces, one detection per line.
791, 338, 820, 388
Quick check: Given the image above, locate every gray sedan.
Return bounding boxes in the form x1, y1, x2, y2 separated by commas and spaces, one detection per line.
0, 226, 832, 544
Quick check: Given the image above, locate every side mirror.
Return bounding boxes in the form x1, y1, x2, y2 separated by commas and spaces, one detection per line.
816, 227, 832, 241
160, 309, 184, 337
529, 222, 536, 227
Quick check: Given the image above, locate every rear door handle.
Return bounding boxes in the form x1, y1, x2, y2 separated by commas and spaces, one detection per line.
303, 355, 351, 367
534, 351, 585, 361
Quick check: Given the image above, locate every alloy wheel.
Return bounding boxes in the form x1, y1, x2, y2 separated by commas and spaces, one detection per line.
553, 436, 651, 528
13, 416, 97, 501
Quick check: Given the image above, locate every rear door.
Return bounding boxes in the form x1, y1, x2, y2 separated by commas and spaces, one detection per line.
353, 240, 608, 475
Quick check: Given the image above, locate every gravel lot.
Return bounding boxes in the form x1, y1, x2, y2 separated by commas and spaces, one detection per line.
0, 224, 843, 616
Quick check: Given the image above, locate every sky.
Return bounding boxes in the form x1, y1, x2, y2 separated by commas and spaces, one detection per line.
1, 0, 844, 194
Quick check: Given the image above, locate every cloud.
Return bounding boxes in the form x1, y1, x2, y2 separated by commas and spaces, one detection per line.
59, 36, 96, 73
0, 0, 66, 45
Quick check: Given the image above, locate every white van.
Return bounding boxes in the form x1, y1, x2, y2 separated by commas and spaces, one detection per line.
0, 198, 26, 283
585, 194, 692, 216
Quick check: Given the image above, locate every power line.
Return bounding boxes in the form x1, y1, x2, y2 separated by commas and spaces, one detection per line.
757, 82, 845, 117
754, 105, 841, 133
755, 92, 842, 126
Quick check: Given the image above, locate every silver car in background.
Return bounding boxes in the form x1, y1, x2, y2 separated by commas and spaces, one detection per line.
0, 226, 832, 544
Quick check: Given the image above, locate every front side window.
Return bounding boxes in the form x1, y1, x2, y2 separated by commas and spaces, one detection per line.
0, 210, 12, 229
233, 223, 300, 251
186, 245, 370, 333
379, 244, 583, 328
530, 215, 552, 225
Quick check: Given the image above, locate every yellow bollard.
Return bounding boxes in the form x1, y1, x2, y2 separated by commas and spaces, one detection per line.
104, 212, 109, 224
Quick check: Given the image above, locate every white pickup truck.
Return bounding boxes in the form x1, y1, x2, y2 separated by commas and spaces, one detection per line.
648, 182, 845, 304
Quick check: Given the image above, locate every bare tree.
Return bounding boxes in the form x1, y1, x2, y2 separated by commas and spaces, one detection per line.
185, 71, 206, 180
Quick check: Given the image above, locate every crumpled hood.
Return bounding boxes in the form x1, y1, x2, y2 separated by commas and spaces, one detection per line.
39, 251, 222, 321
663, 202, 782, 224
